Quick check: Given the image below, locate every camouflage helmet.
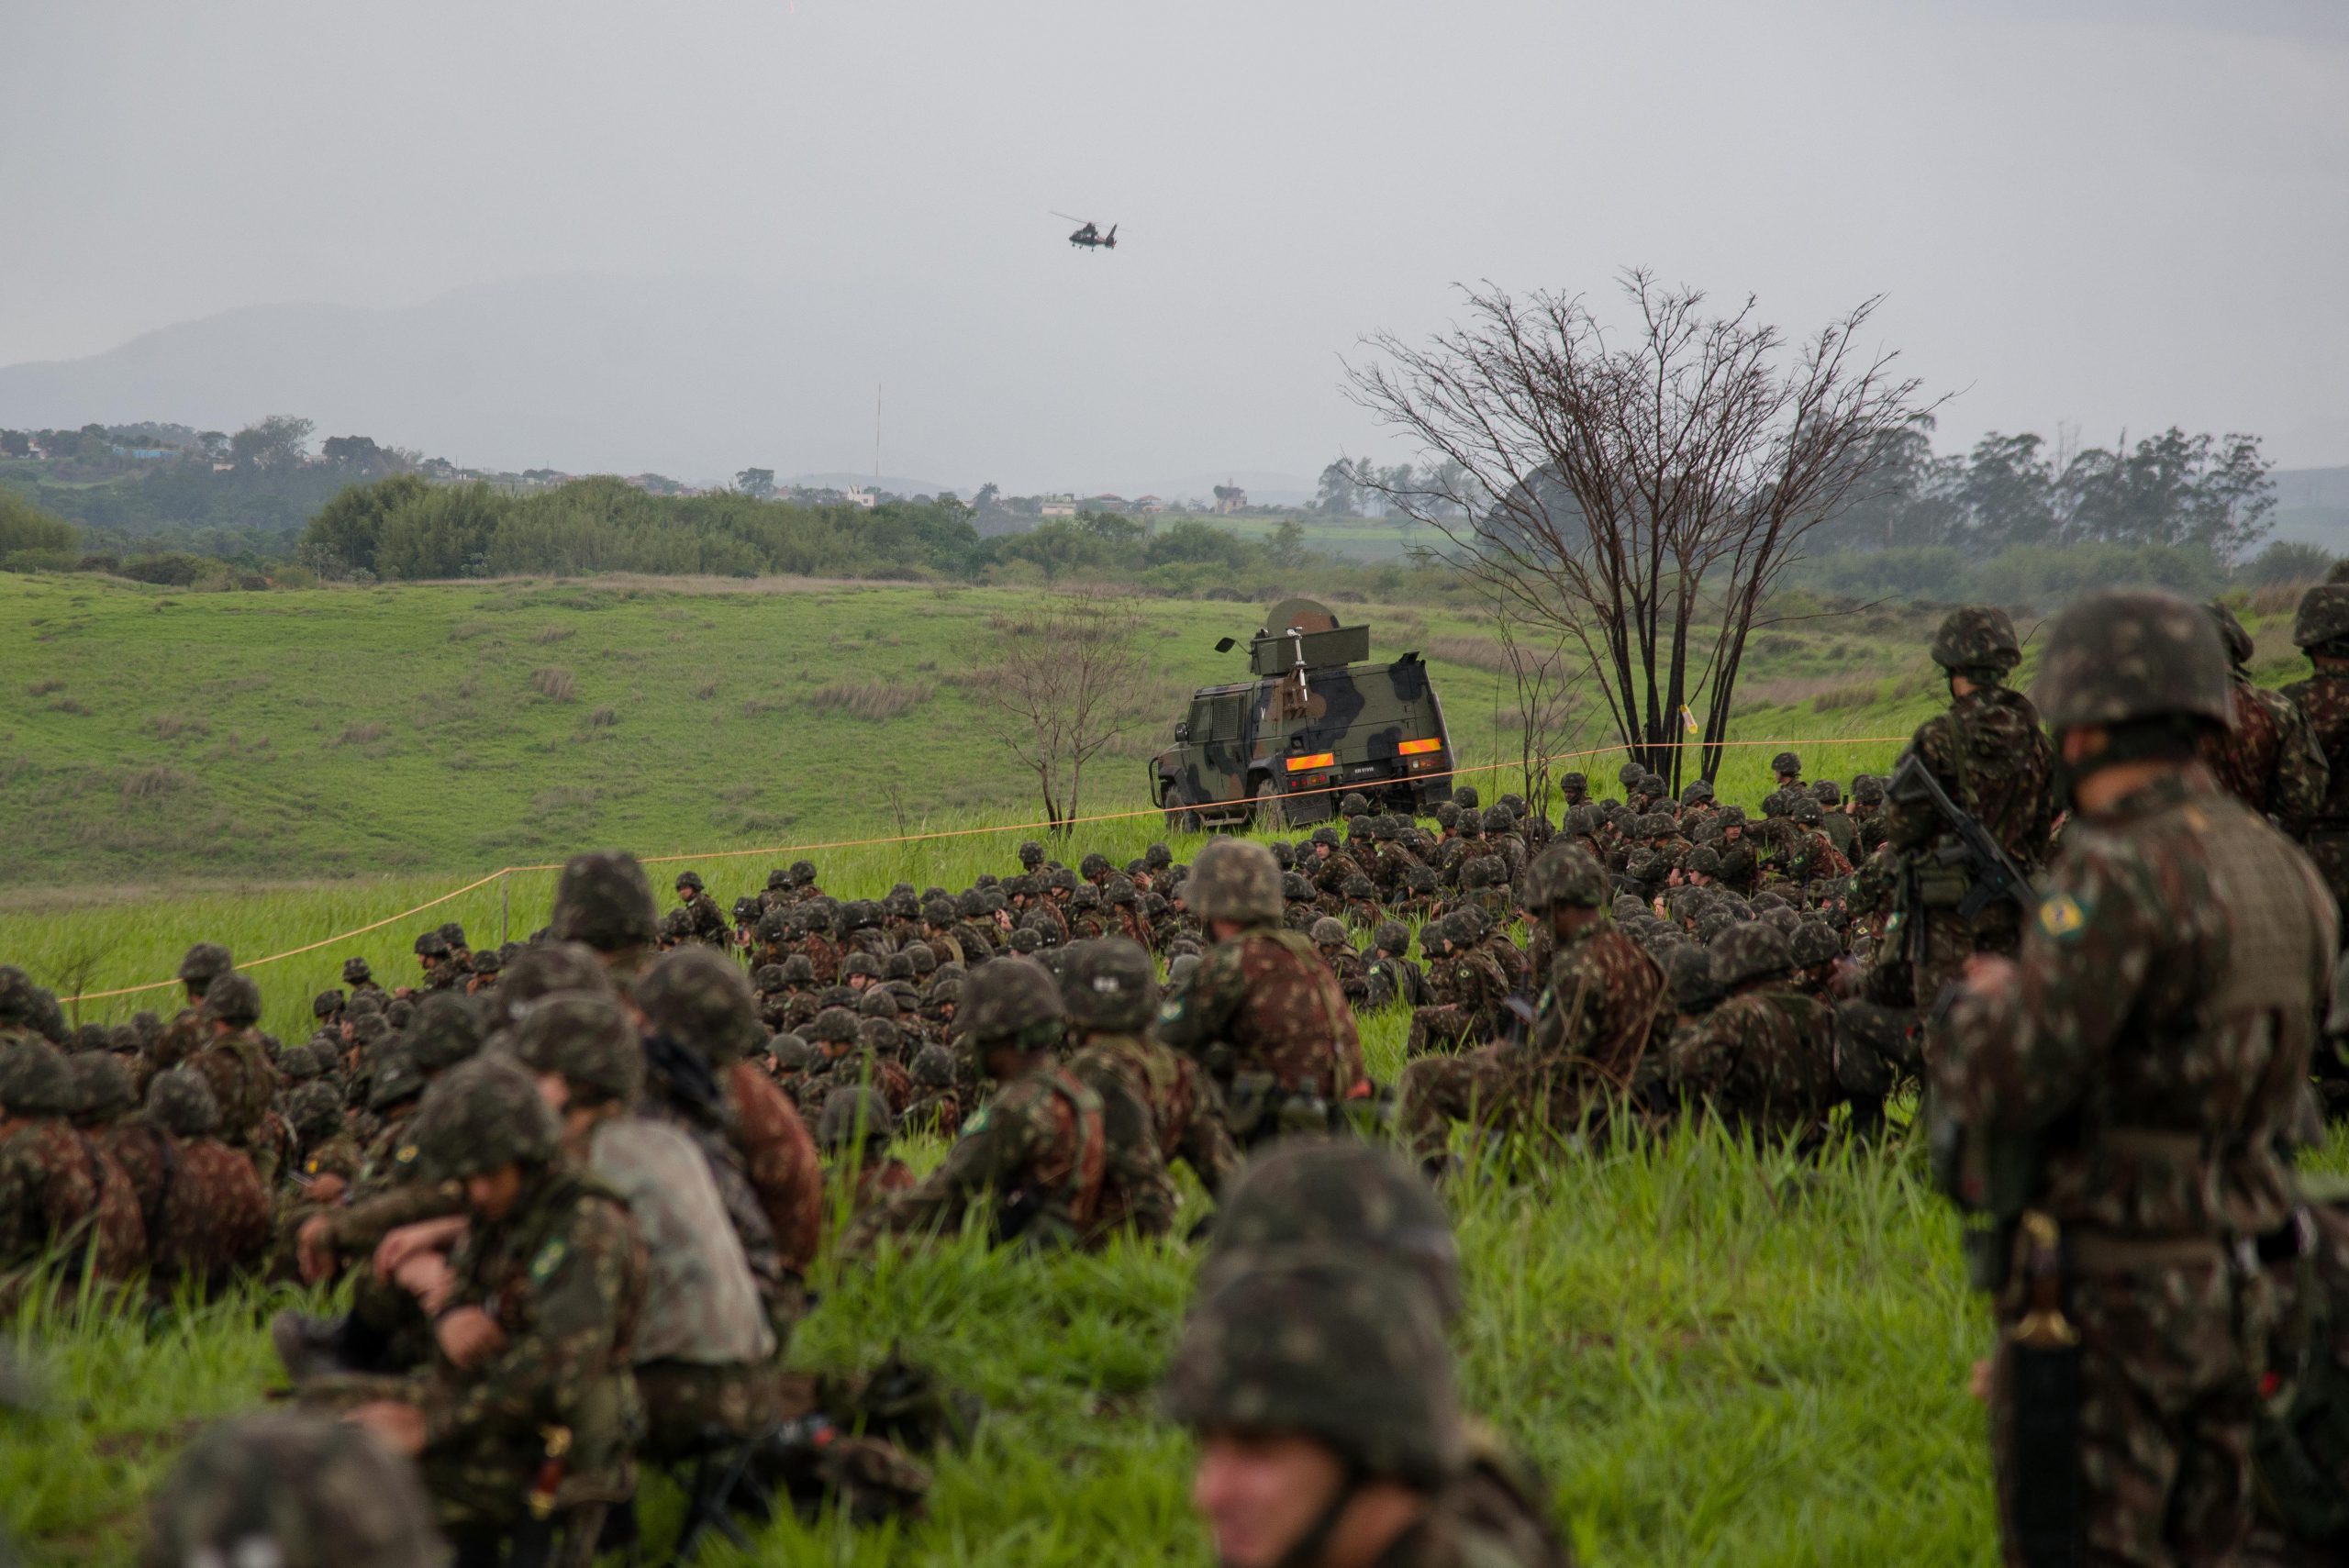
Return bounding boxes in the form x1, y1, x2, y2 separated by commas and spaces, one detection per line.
753, 963, 787, 993
1790, 920, 1842, 970
858, 988, 899, 1021
402, 992, 483, 1073
1769, 751, 1801, 777
508, 995, 641, 1108
70, 1051, 139, 1121
1161, 1255, 1464, 1488
789, 859, 818, 885
1453, 784, 1479, 810
1851, 774, 1885, 806
312, 988, 346, 1020
841, 951, 882, 983
2294, 584, 2349, 652
1788, 795, 1823, 826
141, 1410, 441, 1568
1929, 606, 2022, 674
1665, 944, 1724, 1015
817, 1085, 896, 1152
1679, 779, 1714, 806
285, 1080, 348, 1146
635, 947, 763, 1063
1060, 939, 1158, 1034
1200, 1139, 1463, 1324
674, 870, 705, 893
1811, 779, 1842, 806
366, 1045, 429, 1112
412, 1056, 559, 1180
1187, 839, 1284, 926
960, 957, 1063, 1057
1372, 919, 1410, 955
498, 940, 614, 1006
1709, 922, 1794, 989
779, 954, 817, 986
1017, 840, 1045, 868
771, 1034, 815, 1073
2034, 587, 2231, 731
203, 972, 262, 1027
1520, 846, 1608, 911
1308, 917, 1348, 949
412, 930, 450, 960
550, 850, 660, 951
1079, 851, 1111, 879
340, 956, 373, 985
177, 942, 234, 987
1483, 803, 1516, 834
765, 868, 793, 892
1309, 826, 1340, 849
1560, 771, 1588, 792
912, 1042, 956, 1089
807, 1006, 862, 1047
0, 1039, 72, 1118
147, 1066, 222, 1139
1166, 952, 1202, 990
1144, 841, 1174, 870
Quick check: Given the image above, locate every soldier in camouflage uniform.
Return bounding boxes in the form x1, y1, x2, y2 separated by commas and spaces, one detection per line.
845, 959, 1106, 1253
2283, 582, 2349, 932
411, 930, 462, 994
1063, 939, 1239, 1218
514, 994, 779, 1460
183, 973, 284, 1183
143, 1067, 270, 1295
550, 850, 662, 982
0, 1036, 145, 1299
1868, 606, 2057, 1015
1363, 921, 1431, 1011
818, 1085, 917, 1218
1164, 1253, 1562, 1568
1156, 839, 1365, 1146
1931, 587, 2337, 1568
336, 1057, 646, 1562
1397, 848, 1665, 1167
344, 955, 388, 1005
1403, 914, 1510, 1060
1663, 922, 1837, 1144
146, 941, 235, 1084
671, 870, 731, 948
144, 1410, 444, 1568
2198, 601, 2330, 829
1197, 1140, 1575, 1568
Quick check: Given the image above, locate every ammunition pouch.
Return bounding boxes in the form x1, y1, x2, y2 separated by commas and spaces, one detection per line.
1913, 863, 1974, 911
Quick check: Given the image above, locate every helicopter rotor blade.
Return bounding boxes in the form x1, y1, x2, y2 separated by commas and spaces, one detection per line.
1049, 210, 1085, 225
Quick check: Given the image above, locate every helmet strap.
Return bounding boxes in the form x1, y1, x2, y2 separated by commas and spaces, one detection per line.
1255, 1461, 1364, 1568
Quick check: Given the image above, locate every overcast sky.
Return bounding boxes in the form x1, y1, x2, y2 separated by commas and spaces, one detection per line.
4, 0, 2346, 487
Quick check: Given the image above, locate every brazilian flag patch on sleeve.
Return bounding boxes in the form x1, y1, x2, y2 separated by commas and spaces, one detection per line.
2037, 894, 2087, 940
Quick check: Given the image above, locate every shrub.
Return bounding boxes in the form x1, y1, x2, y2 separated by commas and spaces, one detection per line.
2238, 539, 2334, 589
802, 679, 934, 721
587, 705, 618, 727
529, 666, 577, 701
530, 623, 576, 644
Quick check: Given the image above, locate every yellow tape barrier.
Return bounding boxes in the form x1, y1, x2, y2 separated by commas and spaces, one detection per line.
58, 733, 1909, 1005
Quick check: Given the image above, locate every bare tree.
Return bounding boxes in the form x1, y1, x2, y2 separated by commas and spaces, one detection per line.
979, 590, 1151, 834
1492, 611, 1584, 821
1353, 272, 1931, 787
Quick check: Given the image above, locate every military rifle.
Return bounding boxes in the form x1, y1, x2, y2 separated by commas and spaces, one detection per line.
1887, 751, 2036, 922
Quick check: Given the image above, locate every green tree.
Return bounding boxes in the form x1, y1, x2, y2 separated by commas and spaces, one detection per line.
735, 467, 776, 499
300, 473, 430, 576
0, 487, 77, 557
374, 481, 507, 579
229, 415, 314, 473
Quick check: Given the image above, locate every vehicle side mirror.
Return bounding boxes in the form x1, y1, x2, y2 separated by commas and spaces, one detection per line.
1174, 722, 1190, 743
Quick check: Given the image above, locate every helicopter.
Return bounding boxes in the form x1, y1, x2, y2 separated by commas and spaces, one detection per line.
1052, 211, 1119, 250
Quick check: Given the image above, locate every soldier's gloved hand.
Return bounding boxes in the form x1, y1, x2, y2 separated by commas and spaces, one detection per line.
435, 1306, 508, 1370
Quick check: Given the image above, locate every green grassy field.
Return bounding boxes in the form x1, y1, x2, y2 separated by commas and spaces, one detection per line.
2, 568, 2327, 1566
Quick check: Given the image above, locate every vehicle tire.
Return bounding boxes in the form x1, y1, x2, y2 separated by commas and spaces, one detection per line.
1249, 778, 1286, 834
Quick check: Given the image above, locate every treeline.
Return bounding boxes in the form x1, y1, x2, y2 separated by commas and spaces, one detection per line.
1819, 421, 2277, 562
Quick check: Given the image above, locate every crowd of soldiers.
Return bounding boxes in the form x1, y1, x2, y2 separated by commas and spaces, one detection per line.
12, 579, 2349, 1566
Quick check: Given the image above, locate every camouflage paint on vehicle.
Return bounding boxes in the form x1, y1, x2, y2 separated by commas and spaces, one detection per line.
1152, 598, 1454, 828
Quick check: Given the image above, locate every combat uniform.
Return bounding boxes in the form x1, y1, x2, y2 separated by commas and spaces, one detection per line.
1932, 589, 2337, 1568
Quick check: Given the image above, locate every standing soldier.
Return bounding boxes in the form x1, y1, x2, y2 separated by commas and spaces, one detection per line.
672, 871, 729, 948
2283, 581, 2349, 928
1870, 606, 2056, 1014
149, 942, 235, 1080
2200, 600, 2328, 828
844, 959, 1107, 1253
1931, 588, 2336, 1567
1156, 839, 1365, 1146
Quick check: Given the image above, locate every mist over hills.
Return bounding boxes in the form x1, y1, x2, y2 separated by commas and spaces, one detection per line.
0, 273, 1352, 497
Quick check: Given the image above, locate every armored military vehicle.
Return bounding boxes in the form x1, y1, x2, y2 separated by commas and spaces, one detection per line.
1152, 598, 1455, 829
